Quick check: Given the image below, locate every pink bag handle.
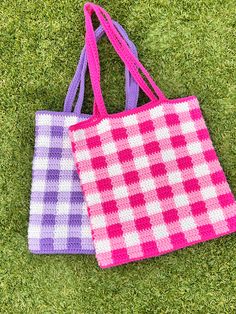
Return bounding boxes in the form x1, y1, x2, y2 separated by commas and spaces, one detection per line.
84, 3, 167, 116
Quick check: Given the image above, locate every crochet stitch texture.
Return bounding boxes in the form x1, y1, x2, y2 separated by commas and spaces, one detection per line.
70, 96, 236, 267
69, 3, 236, 268
28, 112, 94, 253
28, 20, 139, 254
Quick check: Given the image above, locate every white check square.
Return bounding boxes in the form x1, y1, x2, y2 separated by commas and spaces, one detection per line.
194, 164, 210, 178
56, 202, 70, 215
140, 178, 156, 192
153, 224, 169, 239
181, 121, 196, 134
134, 156, 149, 170
146, 201, 162, 215
73, 129, 86, 142
36, 136, 50, 147
33, 157, 48, 170
81, 202, 87, 214
155, 127, 170, 140
150, 106, 164, 119
28, 225, 41, 238
95, 239, 111, 253
201, 186, 217, 200
80, 170, 96, 184
54, 225, 68, 238
86, 192, 101, 206
97, 119, 111, 134
174, 194, 189, 208
128, 135, 143, 148
81, 225, 92, 238
161, 149, 176, 162
31, 180, 46, 192
62, 136, 71, 149
174, 101, 189, 113
123, 115, 138, 126
168, 171, 182, 184
37, 114, 52, 126
29, 202, 44, 215
113, 186, 128, 199
91, 215, 106, 229
180, 216, 196, 231
64, 116, 78, 127
60, 158, 74, 170
187, 142, 202, 155
58, 180, 72, 192
76, 149, 91, 162
119, 209, 134, 223
102, 142, 117, 155
108, 164, 123, 177
209, 209, 225, 223
124, 232, 140, 247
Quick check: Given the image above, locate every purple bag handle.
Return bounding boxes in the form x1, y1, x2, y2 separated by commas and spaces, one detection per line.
63, 20, 139, 113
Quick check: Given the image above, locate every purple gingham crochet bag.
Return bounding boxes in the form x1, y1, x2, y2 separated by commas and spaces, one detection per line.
28, 21, 139, 254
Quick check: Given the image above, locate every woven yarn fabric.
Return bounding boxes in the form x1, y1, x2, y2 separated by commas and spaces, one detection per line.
28, 20, 139, 254
70, 96, 236, 267
68, 3, 236, 267
29, 112, 94, 253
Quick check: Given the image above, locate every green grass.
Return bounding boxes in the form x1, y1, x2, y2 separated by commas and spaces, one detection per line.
1, 0, 236, 312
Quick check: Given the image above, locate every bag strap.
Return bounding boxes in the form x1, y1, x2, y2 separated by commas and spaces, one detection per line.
84, 3, 167, 116
63, 21, 139, 113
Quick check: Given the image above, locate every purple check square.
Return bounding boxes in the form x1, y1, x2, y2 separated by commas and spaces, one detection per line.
44, 192, 58, 204
42, 214, 56, 225
49, 148, 62, 159
72, 170, 79, 181
69, 214, 82, 226
67, 237, 81, 249
70, 191, 84, 203
47, 169, 60, 181
40, 238, 54, 251
51, 126, 64, 137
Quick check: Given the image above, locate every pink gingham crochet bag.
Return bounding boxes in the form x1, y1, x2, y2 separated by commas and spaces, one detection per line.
69, 3, 236, 268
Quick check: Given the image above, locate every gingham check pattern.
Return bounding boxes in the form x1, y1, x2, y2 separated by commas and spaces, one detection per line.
70, 96, 236, 268
28, 112, 94, 254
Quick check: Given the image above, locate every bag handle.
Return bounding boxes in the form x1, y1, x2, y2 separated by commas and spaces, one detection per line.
84, 3, 167, 116
63, 21, 139, 113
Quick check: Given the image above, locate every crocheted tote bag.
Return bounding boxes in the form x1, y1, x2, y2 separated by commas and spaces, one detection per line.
69, 3, 236, 267
28, 21, 139, 254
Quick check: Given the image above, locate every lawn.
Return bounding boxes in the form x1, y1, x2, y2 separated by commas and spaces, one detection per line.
1, 0, 236, 313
